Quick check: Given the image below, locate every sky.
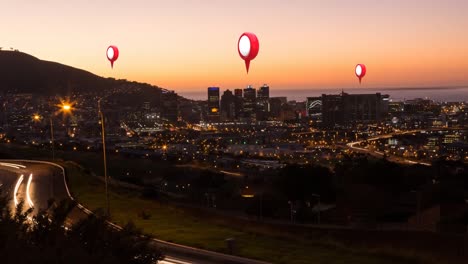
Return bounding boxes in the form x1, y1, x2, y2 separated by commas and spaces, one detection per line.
2, 0, 468, 92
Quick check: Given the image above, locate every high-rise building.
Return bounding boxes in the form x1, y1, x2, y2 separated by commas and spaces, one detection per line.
243, 85, 256, 120
207, 87, 220, 122
220, 90, 237, 121
257, 84, 270, 99
321, 92, 388, 127
256, 84, 270, 121
269, 97, 286, 120
306, 97, 322, 118
234, 89, 243, 98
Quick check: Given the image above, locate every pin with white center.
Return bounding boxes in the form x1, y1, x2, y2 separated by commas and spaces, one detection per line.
355, 64, 366, 84
238, 32, 259, 74
107, 45, 119, 68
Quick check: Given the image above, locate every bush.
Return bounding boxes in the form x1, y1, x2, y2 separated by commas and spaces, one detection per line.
138, 210, 152, 220
0, 191, 163, 264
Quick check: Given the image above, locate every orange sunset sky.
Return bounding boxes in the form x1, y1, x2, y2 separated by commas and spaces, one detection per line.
2, 0, 468, 92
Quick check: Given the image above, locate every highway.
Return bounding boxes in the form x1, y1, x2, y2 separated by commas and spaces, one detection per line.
0, 160, 269, 264
0, 160, 196, 264
346, 130, 431, 166
0, 161, 69, 215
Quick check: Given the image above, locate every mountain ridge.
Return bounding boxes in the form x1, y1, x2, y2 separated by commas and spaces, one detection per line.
0, 50, 167, 97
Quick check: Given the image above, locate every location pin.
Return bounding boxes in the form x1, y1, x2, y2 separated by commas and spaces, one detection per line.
355, 64, 366, 84
107, 45, 119, 68
238, 32, 259, 73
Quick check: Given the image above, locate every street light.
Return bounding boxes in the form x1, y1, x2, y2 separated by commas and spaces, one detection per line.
98, 98, 110, 217
33, 102, 73, 161
33, 114, 55, 160
49, 117, 55, 160
62, 104, 71, 111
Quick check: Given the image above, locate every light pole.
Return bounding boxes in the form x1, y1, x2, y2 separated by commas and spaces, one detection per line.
49, 117, 55, 160
33, 113, 59, 160
98, 99, 110, 217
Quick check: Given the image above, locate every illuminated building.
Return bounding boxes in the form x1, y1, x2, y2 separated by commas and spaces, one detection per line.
243, 85, 256, 121
322, 92, 389, 127
207, 87, 220, 122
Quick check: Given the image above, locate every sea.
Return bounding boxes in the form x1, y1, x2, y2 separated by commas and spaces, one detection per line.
178, 86, 468, 103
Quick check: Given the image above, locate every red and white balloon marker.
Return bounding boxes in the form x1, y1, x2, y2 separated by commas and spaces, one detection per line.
107, 45, 119, 68
238, 32, 259, 74
355, 64, 366, 84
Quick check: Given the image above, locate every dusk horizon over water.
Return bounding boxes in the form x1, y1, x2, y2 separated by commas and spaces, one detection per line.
178, 86, 468, 103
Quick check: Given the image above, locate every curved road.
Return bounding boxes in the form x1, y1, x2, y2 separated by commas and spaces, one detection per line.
0, 160, 269, 264
0, 160, 195, 264
0, 161, 69, 214
346, 130, 431, 166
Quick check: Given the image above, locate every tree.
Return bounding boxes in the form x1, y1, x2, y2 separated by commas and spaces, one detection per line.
275, 164, 335, 203
0, 191, 164, 264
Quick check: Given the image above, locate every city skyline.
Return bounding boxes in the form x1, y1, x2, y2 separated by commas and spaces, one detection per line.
2, 2, 468, 264
2, 0, 468, 92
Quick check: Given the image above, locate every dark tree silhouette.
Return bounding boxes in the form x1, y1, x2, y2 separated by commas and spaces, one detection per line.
0, 192, 164, 264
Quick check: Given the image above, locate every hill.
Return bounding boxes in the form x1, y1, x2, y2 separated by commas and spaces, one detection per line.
0, 50, 118, 95
0, 50, 174, 99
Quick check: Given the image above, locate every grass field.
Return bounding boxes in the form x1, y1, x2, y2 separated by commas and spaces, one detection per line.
63, 160, 435, 264
0, 143, 442, 264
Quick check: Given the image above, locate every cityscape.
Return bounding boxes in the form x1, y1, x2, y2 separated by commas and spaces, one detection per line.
1, 1, 468, 264
1, 65, 468, 263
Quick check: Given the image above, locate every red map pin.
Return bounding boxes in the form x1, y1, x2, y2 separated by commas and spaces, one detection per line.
107, 45, 119, 68
238, 32, 259, 74
355, 64, 366, 84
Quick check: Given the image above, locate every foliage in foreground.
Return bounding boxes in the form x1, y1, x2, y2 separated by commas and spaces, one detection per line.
0, 193, 163, 264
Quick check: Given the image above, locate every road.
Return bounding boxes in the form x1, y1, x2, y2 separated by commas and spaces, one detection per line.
0, 160, 269, 264
0, 160, 196, 264
0, 161, 69, 214
346, 130, 431, 166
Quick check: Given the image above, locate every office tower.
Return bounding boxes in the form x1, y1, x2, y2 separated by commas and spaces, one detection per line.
306, 97, 322, 121
257, 84, 270, 99
234, 88, 243, 98
243, 85, 256, 120
256, 84, 270, 121
321, 92, 388, 127
220, 90, 236, 121
207, 87, 220, 122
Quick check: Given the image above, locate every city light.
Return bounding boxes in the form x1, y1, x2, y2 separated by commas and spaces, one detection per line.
62, 104, 71, 111
56, 99, 75, 115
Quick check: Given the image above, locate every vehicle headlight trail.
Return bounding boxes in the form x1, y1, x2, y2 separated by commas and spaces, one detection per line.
26, 173, 34, 208
14, 174, 24, 206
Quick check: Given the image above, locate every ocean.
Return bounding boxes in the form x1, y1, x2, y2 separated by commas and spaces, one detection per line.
178, 87, 468, 102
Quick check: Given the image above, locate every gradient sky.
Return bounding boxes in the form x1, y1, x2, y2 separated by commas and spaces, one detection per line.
2, 0, 468, 92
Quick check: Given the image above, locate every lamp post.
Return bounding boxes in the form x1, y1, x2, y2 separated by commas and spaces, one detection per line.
33, 109, 68, 161
55, 103, 72, 160
98, 99, 110, 217
34, 114, 54, 159
49, 117, 55, 160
